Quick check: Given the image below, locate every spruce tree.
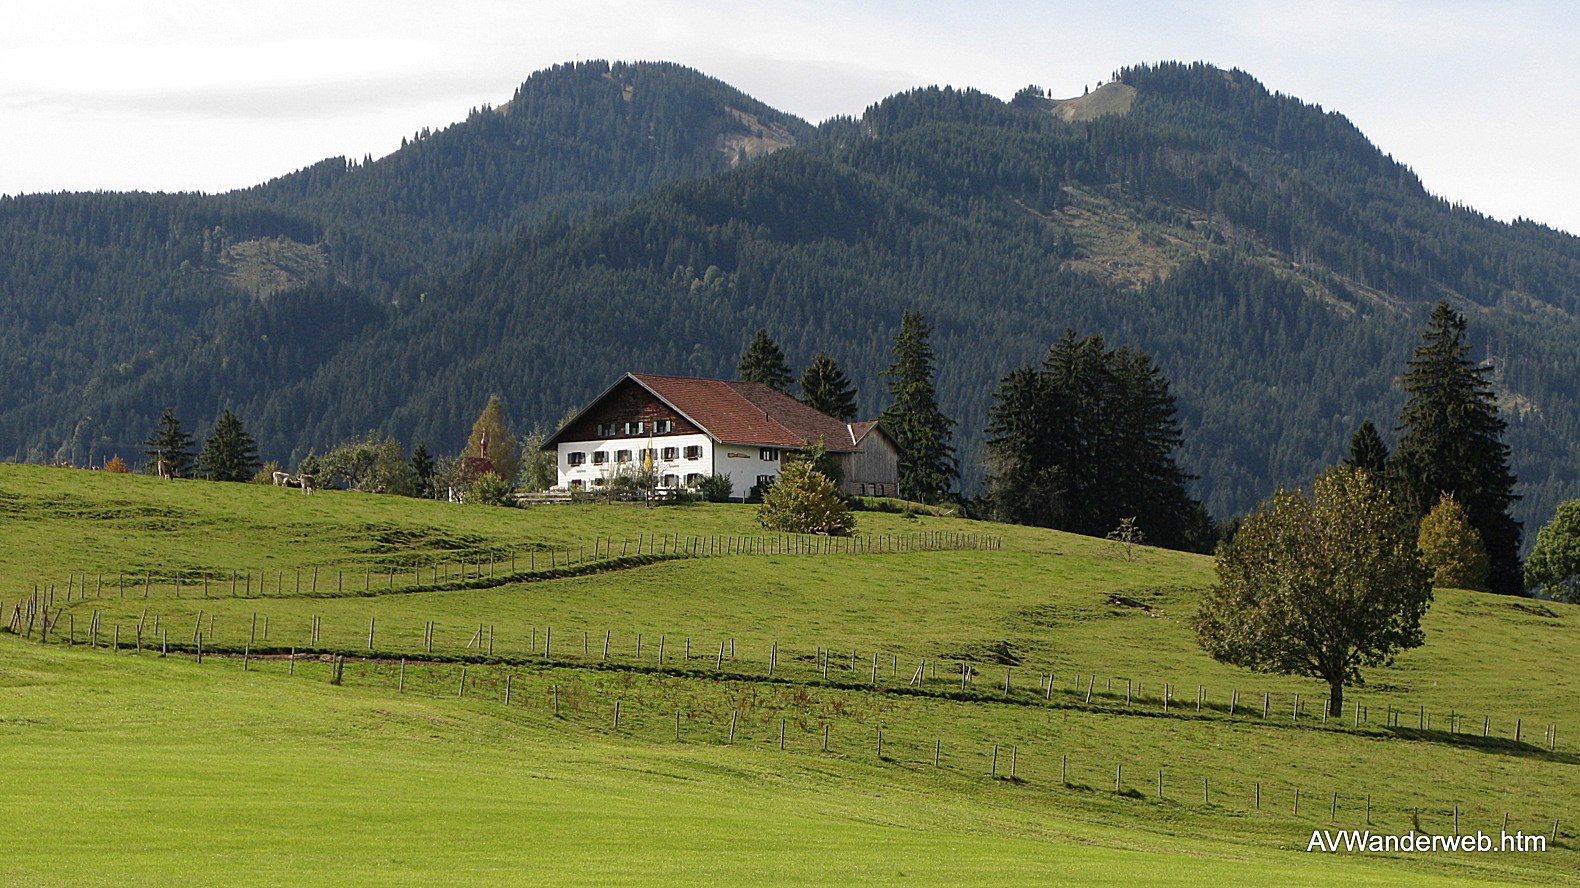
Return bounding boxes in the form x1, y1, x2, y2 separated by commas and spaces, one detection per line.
197, 409, 260, 482
984, 365, 1061, 526
987, 330, 1208, 550
410, 442, 436, 498
142, 408, 195, 477
878, 311, 957, 503
799, 352, 858, 420
1343, 419, 1389, 478
1392, 301, 1522, 595
737, 329, 794, 393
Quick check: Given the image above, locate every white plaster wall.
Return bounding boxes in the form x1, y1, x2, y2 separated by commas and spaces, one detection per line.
713, 442, 784, 499
557, 433, 713, 489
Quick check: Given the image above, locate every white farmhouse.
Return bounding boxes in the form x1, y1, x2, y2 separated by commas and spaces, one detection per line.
541, 373, 901, 499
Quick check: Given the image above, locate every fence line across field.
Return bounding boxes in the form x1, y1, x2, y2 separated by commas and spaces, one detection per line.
11, 530, 1002, 603
8, 594, 1568, 758
46, 642, 1579, 848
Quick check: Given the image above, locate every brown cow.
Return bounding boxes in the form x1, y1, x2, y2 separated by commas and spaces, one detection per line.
299, 473, 317, 495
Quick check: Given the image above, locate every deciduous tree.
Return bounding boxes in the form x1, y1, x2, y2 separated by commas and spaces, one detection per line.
465, 395, 520, 485
1195, 466, 1432, 716
1525, 499, 1580, 601
1417, 493, 1490, 591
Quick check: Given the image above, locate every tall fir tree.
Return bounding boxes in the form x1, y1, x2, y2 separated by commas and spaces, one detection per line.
984, 365, 1062, 526
799, 352, 858, 420
142, 408, 195, 477
737, 328, 794, 393
410, 442, 436, 498
987, 330, 1209, 550
879, 311, 957, 503
1343, 419, 1390, 478
1392, 301, 1523, 595
197, 409, 260, 482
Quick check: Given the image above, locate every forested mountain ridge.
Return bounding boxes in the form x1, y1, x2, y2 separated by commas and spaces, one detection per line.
4, 60, 1579, 536
0, 60, 810, 467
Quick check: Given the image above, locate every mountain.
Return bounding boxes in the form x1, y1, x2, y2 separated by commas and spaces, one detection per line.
0, 60, 810, 464
4, 60, 1580, 541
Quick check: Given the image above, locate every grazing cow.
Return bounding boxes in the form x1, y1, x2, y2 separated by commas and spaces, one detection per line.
299, 473, 317, 495
156, 458, 174, 481
272, 471, 292, 487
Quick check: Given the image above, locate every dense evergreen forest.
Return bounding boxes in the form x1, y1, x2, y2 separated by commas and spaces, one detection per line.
3, 60, 1580, 536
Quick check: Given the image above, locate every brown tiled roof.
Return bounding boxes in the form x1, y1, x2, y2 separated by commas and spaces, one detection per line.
631, 373, 865, 451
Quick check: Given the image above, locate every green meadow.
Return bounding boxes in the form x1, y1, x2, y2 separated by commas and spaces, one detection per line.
0, 464, 1575, 885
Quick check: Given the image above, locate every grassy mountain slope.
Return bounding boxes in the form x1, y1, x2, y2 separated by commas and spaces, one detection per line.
1, 464, 1574, 885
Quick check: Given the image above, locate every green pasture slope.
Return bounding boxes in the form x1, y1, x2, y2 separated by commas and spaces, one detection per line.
1, 464, 1575, 886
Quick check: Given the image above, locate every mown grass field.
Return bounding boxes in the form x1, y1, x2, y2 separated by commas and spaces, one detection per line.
1, 463, 1575, 885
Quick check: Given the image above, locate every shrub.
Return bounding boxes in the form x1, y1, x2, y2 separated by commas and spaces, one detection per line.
104, 455, 129, 474
696, 473, 734, 503
757, 461, 856, 534
467, 471, 516, 507
253, 460, 281, 485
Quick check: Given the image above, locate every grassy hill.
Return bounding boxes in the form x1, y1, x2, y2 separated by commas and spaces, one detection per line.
1, 463, 1575, 885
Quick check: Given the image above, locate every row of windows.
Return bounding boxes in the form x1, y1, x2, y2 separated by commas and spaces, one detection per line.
569, 473, 707, 490
593, 419, 675, 437
566, 445, 703, 466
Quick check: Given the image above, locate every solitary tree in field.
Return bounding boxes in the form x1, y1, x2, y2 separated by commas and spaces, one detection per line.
799, 352, 858, 420
197, 409, 260, 482
1417, 493, 1490, 591
143, 408, 195, 478
1195, 466, 1432, 716
1525, 499, 1580, 601
738, 329, 795, 393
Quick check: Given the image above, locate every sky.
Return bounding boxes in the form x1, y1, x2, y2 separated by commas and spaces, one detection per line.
4, 0, 1578, 234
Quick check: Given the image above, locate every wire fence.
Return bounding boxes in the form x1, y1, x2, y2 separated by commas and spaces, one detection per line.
23, 641, 1570, 851
6, 596, 1570, 760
